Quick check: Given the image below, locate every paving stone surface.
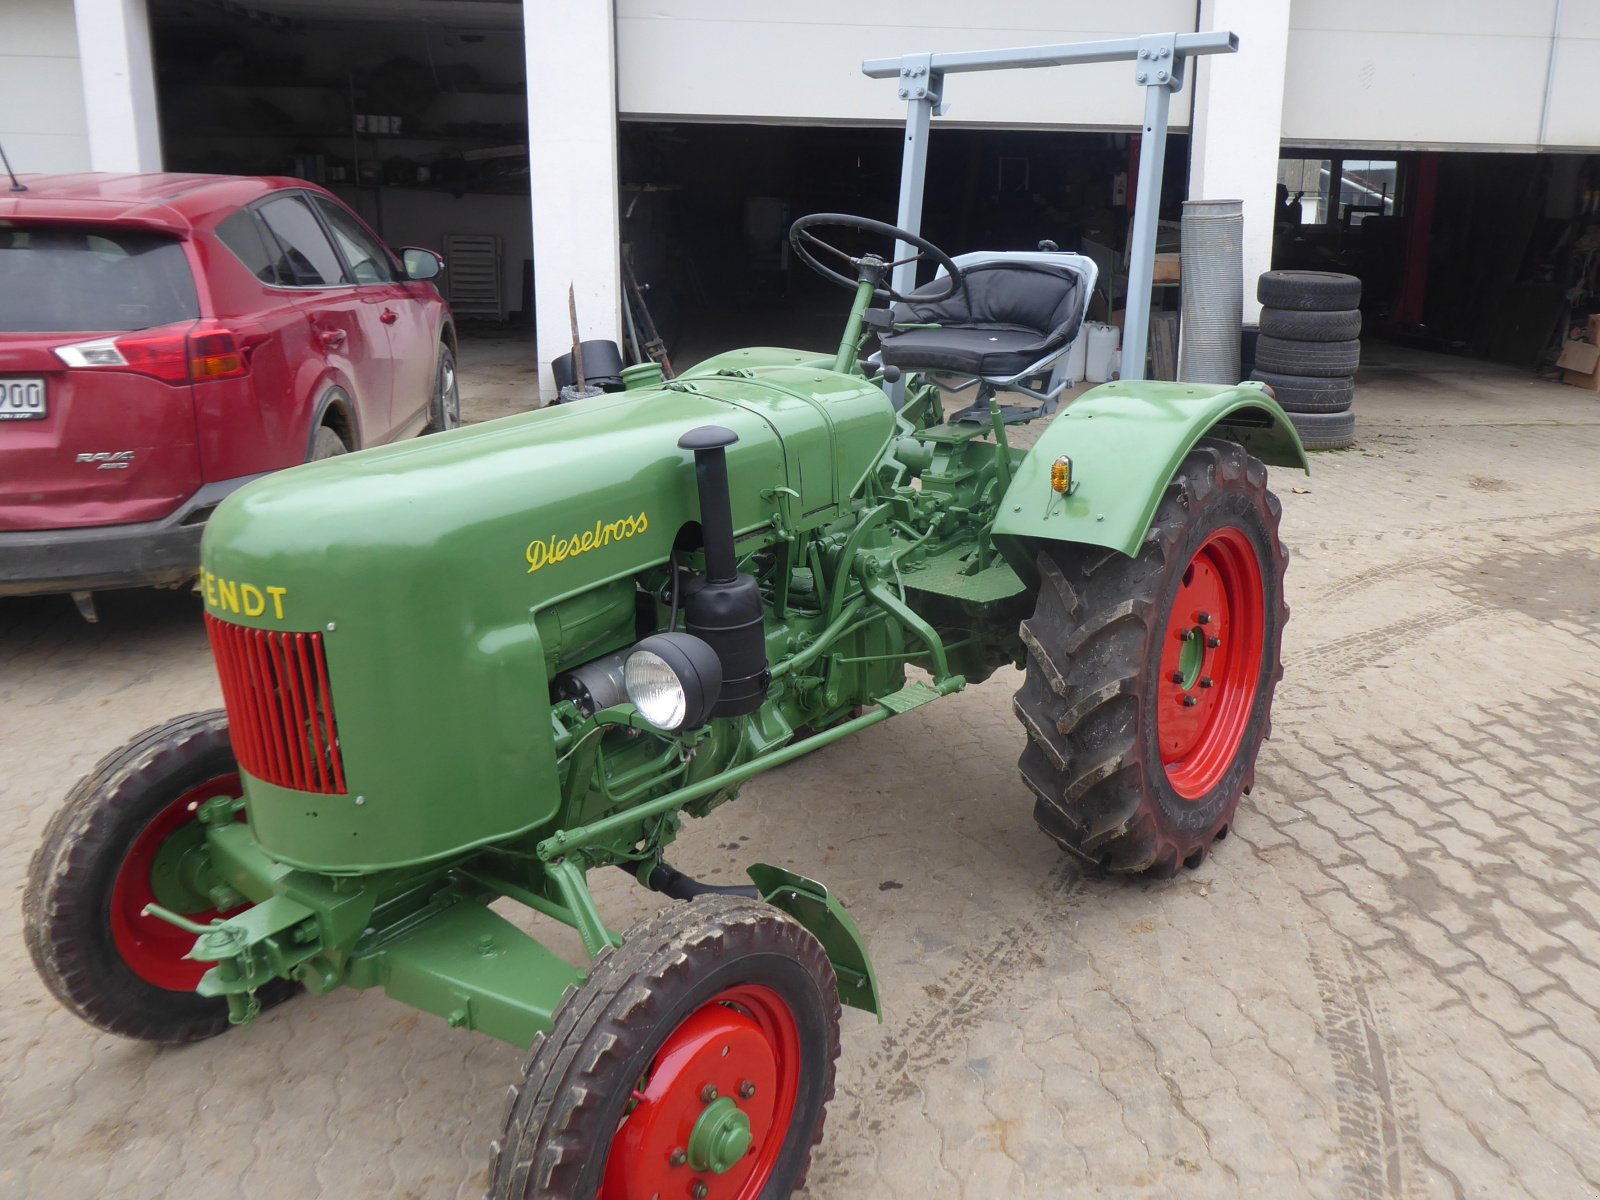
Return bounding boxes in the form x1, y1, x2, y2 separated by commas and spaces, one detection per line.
2, 343, 1598, 1199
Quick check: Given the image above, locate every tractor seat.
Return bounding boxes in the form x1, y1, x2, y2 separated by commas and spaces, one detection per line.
879, 258, 1090, 380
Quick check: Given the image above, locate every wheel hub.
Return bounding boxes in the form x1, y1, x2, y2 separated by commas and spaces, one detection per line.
1158, 528, 1266, 800
689, 1097, 754, 1174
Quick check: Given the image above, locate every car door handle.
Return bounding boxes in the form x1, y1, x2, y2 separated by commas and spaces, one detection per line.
318, 328, 347, 349
380, 308, 398, 325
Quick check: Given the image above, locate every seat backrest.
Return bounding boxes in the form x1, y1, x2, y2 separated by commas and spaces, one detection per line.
894, 251, 1097, 351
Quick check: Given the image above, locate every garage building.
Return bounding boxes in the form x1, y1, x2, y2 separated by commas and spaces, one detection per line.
4, 0, 1600, 394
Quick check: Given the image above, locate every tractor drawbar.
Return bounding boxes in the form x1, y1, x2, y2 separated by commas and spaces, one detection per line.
678, 425, 769, 716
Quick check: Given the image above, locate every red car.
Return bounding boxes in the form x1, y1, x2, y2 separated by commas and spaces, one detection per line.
0, 172, 457, 614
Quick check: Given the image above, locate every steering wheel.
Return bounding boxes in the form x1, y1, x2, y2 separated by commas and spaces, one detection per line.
789, 213, 963, 304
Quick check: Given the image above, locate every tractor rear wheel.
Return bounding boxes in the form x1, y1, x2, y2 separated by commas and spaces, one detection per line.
23, 711, 292, 1043
1013, 439, 1288, 876
488, 895, 840, 1200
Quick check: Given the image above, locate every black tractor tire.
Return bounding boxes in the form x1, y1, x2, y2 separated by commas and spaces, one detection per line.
1014, 439, 1288, 876
24, 711, 294, 1043
423, 342, 461, 434
488, 895, 841, 1200
1287, 407, 1357, 451
1254, 334, 1361, 378
1259, 306, 1362, 342
310, 425, 347, 460
1250, 370, 1355, 414
1257, 270, 1362, 311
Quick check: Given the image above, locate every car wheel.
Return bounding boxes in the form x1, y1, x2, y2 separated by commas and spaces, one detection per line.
424, 344, 461, 434
310, 426, 347, 460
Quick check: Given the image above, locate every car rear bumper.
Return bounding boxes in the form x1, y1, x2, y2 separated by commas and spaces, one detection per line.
0, 474, 270, 597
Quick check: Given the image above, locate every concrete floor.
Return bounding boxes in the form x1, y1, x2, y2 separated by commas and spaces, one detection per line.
2, 343, 1598, 1199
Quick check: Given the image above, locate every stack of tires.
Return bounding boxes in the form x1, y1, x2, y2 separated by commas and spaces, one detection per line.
1251, 271, 1362, 450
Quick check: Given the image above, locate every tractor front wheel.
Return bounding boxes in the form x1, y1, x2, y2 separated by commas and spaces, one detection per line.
23, 711, 291, 1042
488, 895, 841, 1200
1014, 438, 1288, 875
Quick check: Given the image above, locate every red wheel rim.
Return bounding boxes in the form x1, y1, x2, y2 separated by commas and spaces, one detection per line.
1157, 527, 1266, 800
108, 775, 245, 991
601, 984, 801, 1200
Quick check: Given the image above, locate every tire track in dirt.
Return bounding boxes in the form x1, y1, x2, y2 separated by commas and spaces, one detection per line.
1286, 602, 1478, 683
1304, 515, 1600, 607
1309, 943, 1413, 1200
830, 861, 1083, 1132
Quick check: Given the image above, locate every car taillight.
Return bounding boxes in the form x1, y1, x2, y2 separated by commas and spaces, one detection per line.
54, 322, 248, 385
189, 329, 247, 380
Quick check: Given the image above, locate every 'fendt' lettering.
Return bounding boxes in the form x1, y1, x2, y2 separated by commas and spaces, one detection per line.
200, 567, 288, 620
526, 512, 649, 573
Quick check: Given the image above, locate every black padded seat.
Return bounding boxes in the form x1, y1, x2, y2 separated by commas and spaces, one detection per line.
879, 260, 1088, 378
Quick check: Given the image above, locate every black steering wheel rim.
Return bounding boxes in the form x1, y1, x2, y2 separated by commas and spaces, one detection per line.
788, 213, 962, 304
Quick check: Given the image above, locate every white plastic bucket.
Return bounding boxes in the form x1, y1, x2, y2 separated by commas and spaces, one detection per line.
1084, 322, 1119, 383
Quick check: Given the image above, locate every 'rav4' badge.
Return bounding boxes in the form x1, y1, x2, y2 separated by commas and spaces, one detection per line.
76, 450, 135, 470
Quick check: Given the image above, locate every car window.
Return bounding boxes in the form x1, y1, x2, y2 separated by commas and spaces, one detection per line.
0, 227, 198, 332
312, 197, 396, 285
256, 195, 348, 287
216, 209, 292, 286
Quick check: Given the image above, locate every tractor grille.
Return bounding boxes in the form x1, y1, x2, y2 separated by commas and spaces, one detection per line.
205, 615, 348, 794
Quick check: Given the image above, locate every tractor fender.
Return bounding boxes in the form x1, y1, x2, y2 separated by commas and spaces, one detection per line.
991, 380, 1308, 571
746, 863, 882, 1021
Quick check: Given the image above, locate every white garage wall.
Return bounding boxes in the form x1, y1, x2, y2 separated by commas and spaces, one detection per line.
0, 0, 90, 175
1541, 4, 1600, 150
1282, 0, 1569, 150
615, 0, 1200, 129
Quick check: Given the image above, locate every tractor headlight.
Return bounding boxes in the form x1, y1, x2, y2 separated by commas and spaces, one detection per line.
624, 633, 722, 731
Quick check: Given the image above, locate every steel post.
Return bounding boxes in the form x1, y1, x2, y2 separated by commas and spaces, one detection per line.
1121, 81, 1172, 383
891, 57, 940, 299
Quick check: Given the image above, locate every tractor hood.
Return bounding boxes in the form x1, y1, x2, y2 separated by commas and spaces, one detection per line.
196, 358, 895, 872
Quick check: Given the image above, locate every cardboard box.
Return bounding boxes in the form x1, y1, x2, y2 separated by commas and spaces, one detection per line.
1153, 252, 1181, 284
1557, 336, 1600, 389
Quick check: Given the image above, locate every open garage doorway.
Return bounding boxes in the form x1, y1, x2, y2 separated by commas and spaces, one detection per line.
149, 0, 537, 419
620, 121, 1190, 367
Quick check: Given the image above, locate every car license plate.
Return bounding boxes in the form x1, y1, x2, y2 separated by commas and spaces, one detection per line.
0, 378, 46, 420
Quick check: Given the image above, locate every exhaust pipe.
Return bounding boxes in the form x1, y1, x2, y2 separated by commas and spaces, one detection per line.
623, 860, 760, 901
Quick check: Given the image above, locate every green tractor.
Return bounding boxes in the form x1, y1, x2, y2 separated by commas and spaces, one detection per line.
25, 30, 1303, 1200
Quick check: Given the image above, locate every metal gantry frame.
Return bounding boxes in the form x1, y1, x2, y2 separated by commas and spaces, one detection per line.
863, 30, 1239, 383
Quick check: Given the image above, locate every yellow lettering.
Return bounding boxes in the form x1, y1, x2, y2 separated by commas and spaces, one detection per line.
217, 577, 239, 614
203, 568, 219, 609
266, 586, 288, 620
523, 510, 650, 572
241, 584, 265, 617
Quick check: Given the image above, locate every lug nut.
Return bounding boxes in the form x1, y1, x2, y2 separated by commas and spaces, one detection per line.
1207, 636, 1221, 648
739, 1080, 757, 1099
1180, 630, 1195, 642
692, 1182, 709, 1199
670, 1149, 687, 1168
700, 1085, 718, 1104
1199, 677, 1213, 688
1170, 671, 1184, 684
1197, 612, 1212, 625
1182, 695, 1198, 707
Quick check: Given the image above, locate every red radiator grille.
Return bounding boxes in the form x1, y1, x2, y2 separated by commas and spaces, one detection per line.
205, 614, 347, 794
